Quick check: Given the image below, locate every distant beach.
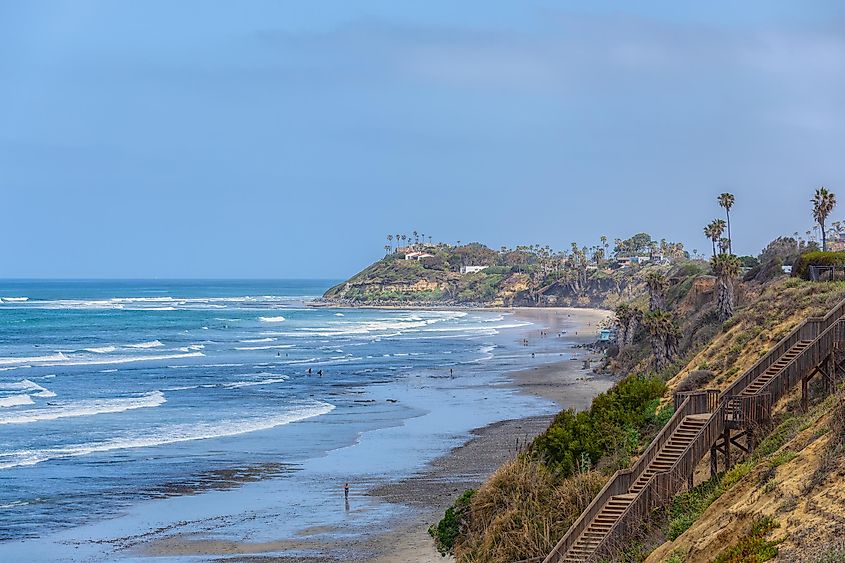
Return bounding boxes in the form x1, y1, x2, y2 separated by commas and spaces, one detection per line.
0, 281, 611, 562
135, 307, 613, 562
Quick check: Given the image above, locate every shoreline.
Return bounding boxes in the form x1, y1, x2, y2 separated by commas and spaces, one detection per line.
134, 307, 614, 562
18, 306, 612, 562
360, 308, 614, 562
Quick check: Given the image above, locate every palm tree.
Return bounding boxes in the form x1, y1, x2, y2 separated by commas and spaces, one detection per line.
812, 187, 837, 251
384, 244, 391, 255
718, 193, 735, 253
642, 309, 680, 370
614, 304, 633, 348
703, 223, 717, 257
718, 238, 730, 254
711, 253, 740, 321
396, 233, 402, 250
413, 230, 419, 245
644, 270, 669, 311
704, 220, 725, 257
387, 234, 393, 251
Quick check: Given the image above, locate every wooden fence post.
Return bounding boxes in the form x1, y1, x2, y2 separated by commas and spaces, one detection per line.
801, 377, 808, 412
710, 446, 717, 478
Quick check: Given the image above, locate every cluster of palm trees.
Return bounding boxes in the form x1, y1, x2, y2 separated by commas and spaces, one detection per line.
384, 231, 435, 254
703, 193, 734, 257
614, 270, 680, 370
700, 193, 740, 321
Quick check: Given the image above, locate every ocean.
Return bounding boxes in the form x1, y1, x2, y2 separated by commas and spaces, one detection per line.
0, 280, 584, 560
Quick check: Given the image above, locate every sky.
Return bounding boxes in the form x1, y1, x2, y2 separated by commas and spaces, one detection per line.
1, 1, 844, 278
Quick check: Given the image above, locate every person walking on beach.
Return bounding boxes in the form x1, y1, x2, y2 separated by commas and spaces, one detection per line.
344, 482, 349, 500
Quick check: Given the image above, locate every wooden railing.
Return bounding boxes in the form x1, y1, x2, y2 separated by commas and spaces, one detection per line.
758, 319, 845, 404
540, 297, 845, 563
543, 391, 717, 563
591, 401, 726, 560
721, 320, 808, 400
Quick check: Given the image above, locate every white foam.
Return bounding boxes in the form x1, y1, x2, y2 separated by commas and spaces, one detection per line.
0, 379, 55, 398
223, 374, 289, 388
234, 344, 295, 351
0, 353, 67, 367
0, 401, 334, 469
84, 346, 116, 354
126, 340, 164, 349
287, 357, 317, 365
239, 337, 276, 343
0, 391, 165, 425
0, 379, 43, 391
334, 313, 344, 316
0, 395, 34, 408
259, 316, 286, 323
7, 295, 301, 311
42, 351, 204, 368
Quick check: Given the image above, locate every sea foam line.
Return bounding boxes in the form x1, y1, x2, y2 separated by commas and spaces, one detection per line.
0, 401, 334, 469
0, 391, 165, 425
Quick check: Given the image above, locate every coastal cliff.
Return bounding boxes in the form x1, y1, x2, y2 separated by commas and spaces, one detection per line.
321, 237, 679, 309
430, 242, 845, 562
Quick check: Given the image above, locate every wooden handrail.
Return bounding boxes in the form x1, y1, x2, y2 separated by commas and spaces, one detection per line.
592, 401, 726, 559
758, 319, 845, 404
540, 297, 845, 563
543, 391, 715, 563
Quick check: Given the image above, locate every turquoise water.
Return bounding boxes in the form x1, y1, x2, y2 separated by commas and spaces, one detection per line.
0, 280, 565, 555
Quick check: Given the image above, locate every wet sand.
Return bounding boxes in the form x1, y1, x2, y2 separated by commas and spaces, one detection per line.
135, 307, 614, 562
362, 309, 613, 562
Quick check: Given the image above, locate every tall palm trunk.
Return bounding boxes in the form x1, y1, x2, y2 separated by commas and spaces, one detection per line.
625, 312, 641, 347
726, 209, 732, 254
822, 219, 827, 251
650, 334, 666, 369
716, 278, 734, 321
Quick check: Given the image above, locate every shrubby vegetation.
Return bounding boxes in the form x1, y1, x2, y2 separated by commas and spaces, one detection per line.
713, 517, 779, 562
428, 489, 475, 556
532, 374, 666, 475
454, 457, 605, 562
793, 251, 845, 279
431, 222, 845, 561
325, 232, 689, 306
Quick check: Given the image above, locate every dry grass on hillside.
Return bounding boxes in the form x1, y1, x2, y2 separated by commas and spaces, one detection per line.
454, 456, 605, 563
646, 389, 845, 563
666, 279, 845, 395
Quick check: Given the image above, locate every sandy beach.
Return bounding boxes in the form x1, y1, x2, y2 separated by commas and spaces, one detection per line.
0, 305, 612, 563
129, 307, 614, 562
362, 307, 614, 562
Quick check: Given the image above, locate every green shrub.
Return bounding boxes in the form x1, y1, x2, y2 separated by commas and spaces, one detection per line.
714, 516, 779, 562
429, 489, 476, 555
793, 251, 845, 280
666, 462, 752, 540
532, 374, 666, 475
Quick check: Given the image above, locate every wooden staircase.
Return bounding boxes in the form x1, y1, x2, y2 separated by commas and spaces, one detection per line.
739, 340, 812, 396
542, 298, 845, 563
560, 416, 708, 562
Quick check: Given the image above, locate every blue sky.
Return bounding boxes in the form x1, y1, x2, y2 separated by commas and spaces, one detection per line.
1, 1, 844, 278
